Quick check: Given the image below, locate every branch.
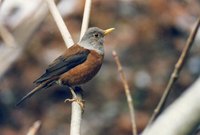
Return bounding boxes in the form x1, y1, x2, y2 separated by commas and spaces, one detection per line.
146, 17, 200, 128
80, 0, 91, 40
112, 50, 137, 135
142, 76, 200, 135
67, 87, 84, 135
27, 120, 41, 135
45, 0, 74, 48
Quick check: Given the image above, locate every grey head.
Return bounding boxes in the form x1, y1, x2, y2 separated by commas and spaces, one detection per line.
79, 27, 114, 55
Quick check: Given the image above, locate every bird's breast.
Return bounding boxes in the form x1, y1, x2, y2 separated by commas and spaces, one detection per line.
59, 50, 104, 86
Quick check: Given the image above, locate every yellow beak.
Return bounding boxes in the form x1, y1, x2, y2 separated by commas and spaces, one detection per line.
104, 28, 115, 35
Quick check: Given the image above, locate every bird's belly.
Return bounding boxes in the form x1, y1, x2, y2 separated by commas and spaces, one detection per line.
59, 60, 102, 86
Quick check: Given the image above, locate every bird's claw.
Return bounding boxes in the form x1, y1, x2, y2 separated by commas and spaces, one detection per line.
64, 98, 85, 110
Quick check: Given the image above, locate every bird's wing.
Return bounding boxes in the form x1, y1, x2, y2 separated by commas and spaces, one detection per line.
34, 45, 90, 84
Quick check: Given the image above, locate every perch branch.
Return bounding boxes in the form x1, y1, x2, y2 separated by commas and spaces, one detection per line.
45, 0, 74, 48
70, 0, 92, 134
68, 1, 92, 135
67, 87, 84, 135
112, 50, 137, 135
27, 120, 41, 135
48, 0, 92, 135
146, 17, 200, 128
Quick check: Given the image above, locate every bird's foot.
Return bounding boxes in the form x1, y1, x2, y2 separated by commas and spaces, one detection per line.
65, 86, 85, 111
64, 98, 85, 110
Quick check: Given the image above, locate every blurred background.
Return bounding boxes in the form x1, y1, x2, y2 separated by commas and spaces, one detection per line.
0, 0, 200, 135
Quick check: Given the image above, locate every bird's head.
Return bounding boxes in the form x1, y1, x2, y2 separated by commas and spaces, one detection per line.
79, 27, 114, 55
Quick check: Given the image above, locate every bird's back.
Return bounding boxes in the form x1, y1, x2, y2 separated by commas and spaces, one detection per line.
59, 50, 104, 86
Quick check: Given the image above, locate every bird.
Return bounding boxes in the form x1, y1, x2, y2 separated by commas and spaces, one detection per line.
16, 27, 114, 106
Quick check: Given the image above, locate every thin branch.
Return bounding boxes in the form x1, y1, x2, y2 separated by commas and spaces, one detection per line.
146, 17, 200, 128
80, 0, 91, 40
112, 50, 137, 135
45, 0, 74, 48
27, 120, 41, 135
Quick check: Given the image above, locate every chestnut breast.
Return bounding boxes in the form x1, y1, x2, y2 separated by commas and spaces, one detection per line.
59, 50, 104, 86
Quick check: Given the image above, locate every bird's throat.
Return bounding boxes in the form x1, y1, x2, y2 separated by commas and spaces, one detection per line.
78, 41, 104, 55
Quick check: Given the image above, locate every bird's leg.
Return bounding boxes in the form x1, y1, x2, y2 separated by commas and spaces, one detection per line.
64, 87, 85, 110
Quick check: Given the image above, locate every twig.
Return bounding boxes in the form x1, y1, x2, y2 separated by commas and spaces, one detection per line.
112, 50, 137, 135
80, 0, 91, 40
27, 120, 41, 135
45, 0, 74, 48
146, 17, 200, 128
142, 76, 200, 135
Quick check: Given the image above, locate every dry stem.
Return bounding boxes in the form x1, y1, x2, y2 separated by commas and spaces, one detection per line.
45, 0, 74, 48
146, 17, 200, 128
27, 120, 41, 135
112, 50, 137, 135
67, 87, 84, 135
80, 0, 91, 40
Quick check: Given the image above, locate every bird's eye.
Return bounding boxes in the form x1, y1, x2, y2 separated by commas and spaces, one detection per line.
94, 33, 99, 38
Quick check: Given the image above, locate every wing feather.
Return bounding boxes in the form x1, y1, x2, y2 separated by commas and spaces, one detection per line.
34, 45, 90, 84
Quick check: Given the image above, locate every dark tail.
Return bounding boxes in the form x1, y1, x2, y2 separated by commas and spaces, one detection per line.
16, 84, 45, 106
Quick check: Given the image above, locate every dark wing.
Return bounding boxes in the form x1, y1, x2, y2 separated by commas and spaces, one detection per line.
34, 48, 90, 84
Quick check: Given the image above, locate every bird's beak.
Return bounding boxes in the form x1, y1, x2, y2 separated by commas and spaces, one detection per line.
104, 28, 115, 35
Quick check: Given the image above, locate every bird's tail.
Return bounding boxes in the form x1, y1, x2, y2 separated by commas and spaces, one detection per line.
16, 83, 46, 106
